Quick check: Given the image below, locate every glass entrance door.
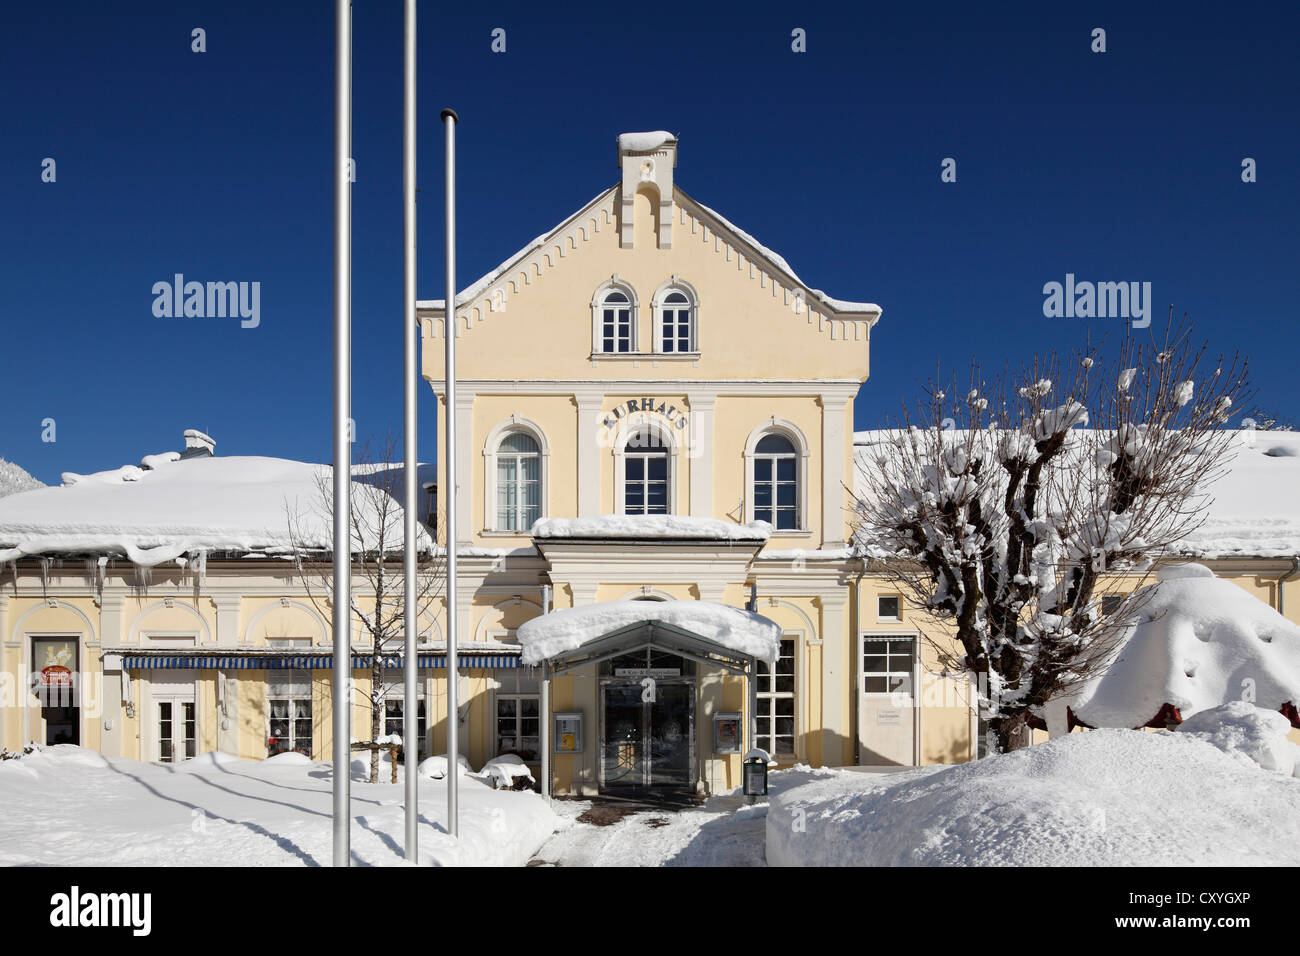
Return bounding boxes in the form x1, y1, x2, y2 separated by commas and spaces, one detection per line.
600, 684, 645, 789
647, 683, 691, 789
599, 661, 695, 793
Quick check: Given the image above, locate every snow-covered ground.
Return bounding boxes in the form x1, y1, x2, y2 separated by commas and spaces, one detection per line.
0, 747, 559, 867
531, 767, 838, 866
767, 708, 1300, 867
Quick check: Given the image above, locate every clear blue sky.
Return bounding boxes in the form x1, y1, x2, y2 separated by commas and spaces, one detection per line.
2, 0, 1297, 485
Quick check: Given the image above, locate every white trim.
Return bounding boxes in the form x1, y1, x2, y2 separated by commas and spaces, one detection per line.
614, 586, 675, 602
10, 599, 97, 646
127, 600, 211, 644
242, 599, 328, 646
613, 415, 679, 516
743, 418, 811, 532
471, 597, 542, 644
590, 277, 640, 355
483, 416, 551, 533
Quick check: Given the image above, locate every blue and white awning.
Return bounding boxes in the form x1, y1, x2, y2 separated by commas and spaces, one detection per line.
116, 652, 519, 670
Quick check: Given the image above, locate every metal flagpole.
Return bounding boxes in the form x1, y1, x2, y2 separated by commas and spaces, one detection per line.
441, 106, 459, 838
331, 0, 354, 868
401, 0, 419, 862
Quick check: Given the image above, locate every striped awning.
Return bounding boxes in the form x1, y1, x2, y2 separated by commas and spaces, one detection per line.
119, 653, 519, 670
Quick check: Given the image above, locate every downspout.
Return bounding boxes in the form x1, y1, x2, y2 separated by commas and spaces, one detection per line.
1281, 556, 1300, 619
852, 556, 865, 765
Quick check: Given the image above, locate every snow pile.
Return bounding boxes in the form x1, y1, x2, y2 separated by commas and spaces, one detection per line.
767, 728, 1300, 866
1175, 702, 1300, 777
0, 440, 437, 565
0, 459, 45, 499
617, 130, 675, 152
0, 746, 558, 867
475, 754, 536, 790
1068, 563, 1300, 729
531, 515, 771, 541
418, 754, 472, 779
516, 600, 781, 665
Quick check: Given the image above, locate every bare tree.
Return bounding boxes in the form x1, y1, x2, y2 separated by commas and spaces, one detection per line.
285, 434, 443, 783
853, 319, 1252, 754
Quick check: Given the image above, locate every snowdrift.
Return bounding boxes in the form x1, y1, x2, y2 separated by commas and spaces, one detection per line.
1068, 563, 1300, 729
0, 746, 558, 867
767, 719, 1300, 867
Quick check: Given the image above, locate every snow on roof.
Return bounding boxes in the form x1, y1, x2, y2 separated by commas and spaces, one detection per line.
617, 130, 676, 152
415, 183, 882, 319
0, 448, 436, 566
852, 428, 1300, 559
416, 189, 613, 311
680, 192, 882, 316
515, 600, 781, 665
530, 515, 770, 541
1066, 563, 1300, 729
0, 459, 45, 499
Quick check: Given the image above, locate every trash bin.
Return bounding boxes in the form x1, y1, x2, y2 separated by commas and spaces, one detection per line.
743, 748, 770, 801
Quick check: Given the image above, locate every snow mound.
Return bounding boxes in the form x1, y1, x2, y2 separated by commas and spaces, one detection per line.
531, 515, 770, 541
516, 600, 781, 665
0, 459, 45, 499
1155, 561, 1215, 581
1176, 702, 1300, 776
1068, 564, 1300, 728
262, 751, 312, 767
418, 754, 473, 779
617, 130, 675, 152
475, 754, 535, 790
768, 728, 1300, 867
176, 751, 240, 770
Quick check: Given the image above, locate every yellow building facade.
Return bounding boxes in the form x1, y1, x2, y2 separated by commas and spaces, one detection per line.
3, 132, 1298, 795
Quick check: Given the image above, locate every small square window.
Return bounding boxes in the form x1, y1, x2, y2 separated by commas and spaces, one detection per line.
877, 595, 901, 620
1101, 594, 1123, 615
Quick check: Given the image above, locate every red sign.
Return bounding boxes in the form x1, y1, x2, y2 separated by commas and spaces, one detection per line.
39, 666, 73, 687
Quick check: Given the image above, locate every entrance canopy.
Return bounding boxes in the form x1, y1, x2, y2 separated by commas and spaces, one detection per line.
516, 600, 781, 671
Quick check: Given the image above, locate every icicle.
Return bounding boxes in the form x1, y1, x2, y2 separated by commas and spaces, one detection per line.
39, 556, 51, 592
192, 549, 208, 587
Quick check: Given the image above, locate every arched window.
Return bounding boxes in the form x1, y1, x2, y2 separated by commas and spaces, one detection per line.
495, 431, 541, 531
744, 421, 809, 533
659, 292, 693, 352
599, 289, 633, 353
752, 434, 798, 529
622, 429, 670, 515
652, 279, 698, 354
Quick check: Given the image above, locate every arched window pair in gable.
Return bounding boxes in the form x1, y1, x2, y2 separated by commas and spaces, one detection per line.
484, 419, 549, 532
591, 278, 698, 355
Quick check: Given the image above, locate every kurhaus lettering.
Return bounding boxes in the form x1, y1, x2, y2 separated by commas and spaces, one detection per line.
601, 397, 688, 429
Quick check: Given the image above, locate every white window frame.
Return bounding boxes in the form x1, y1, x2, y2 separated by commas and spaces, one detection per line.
482, 416, 550, 534
651, 276, 700, 354
266, 638, 313, 758
614, 418, 677, 516
590, 277, 639, 355
156, 698, 198, 763
755, 633, 799, 760
495, 691, 541, 762
877, 594, 902, 622
742, 419, 811, 533
141, 632, 198, 762
860, 633, 918, 699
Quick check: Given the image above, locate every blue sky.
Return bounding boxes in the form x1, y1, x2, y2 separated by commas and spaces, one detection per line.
2, 0, 1297, 485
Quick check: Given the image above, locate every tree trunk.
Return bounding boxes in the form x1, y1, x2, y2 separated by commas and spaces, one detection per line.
992, 710, 1032, 754
370, 657, 382, 783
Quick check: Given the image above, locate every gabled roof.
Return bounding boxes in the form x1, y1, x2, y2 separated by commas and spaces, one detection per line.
416, 184, 881, 321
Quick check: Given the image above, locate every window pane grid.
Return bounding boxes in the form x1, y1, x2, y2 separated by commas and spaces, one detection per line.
862, 638, 915, 696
